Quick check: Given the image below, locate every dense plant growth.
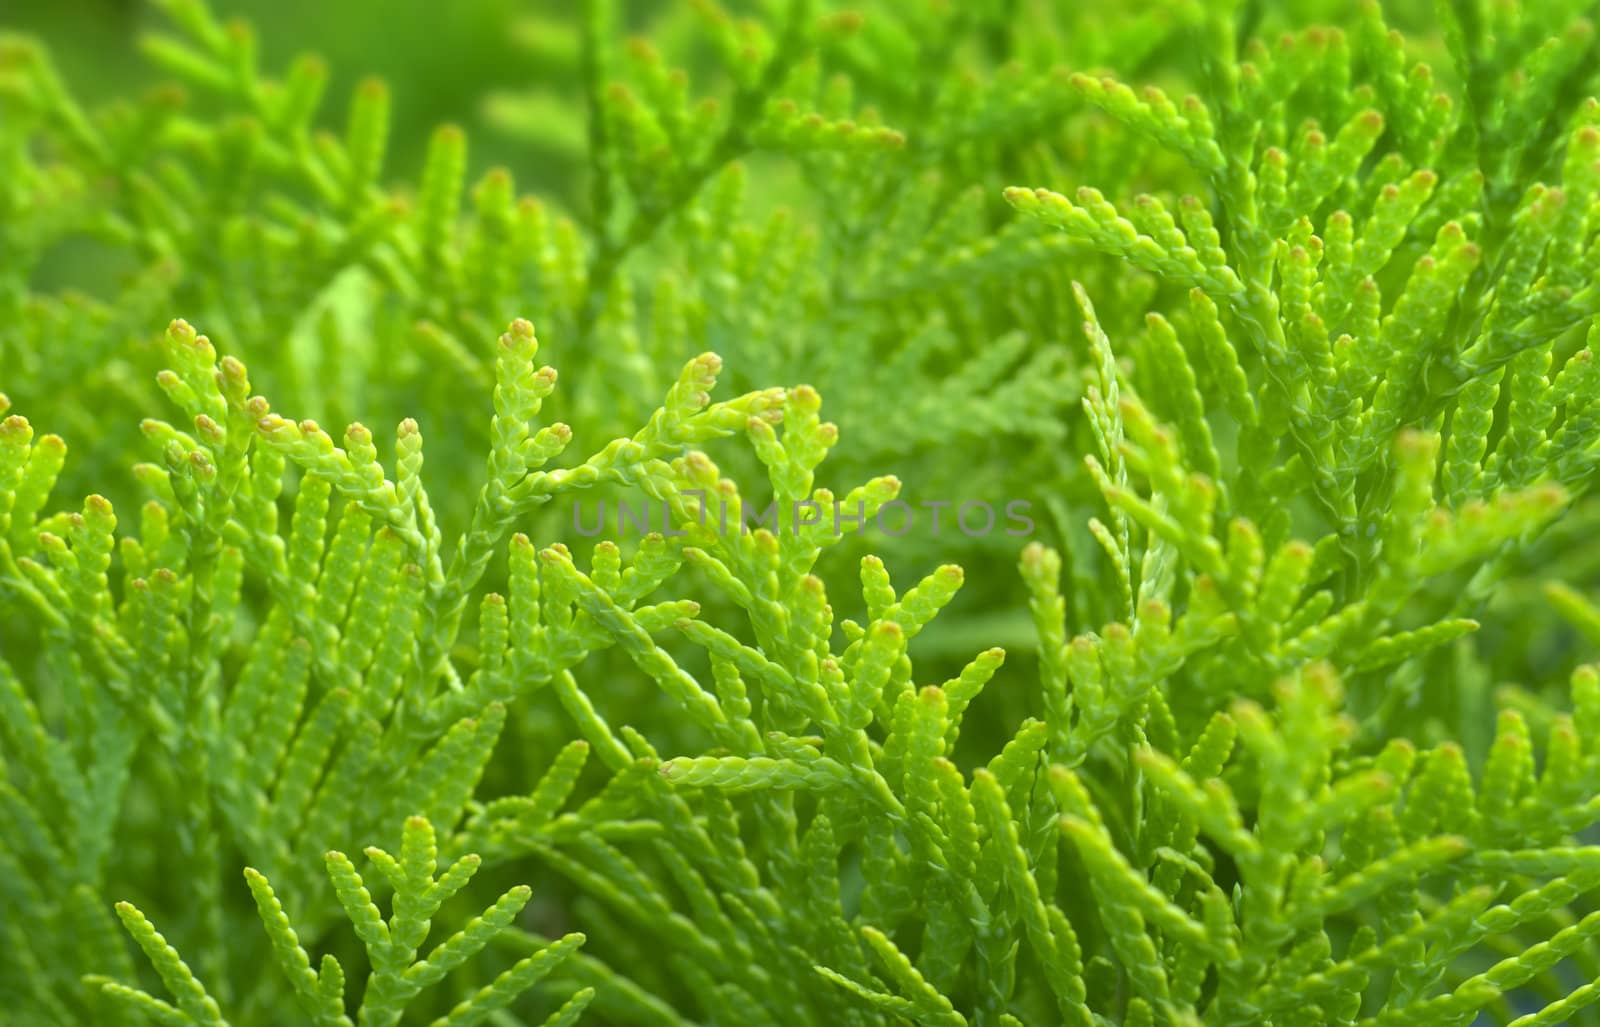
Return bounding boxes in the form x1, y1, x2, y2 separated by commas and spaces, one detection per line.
5, 0, 1600, 1023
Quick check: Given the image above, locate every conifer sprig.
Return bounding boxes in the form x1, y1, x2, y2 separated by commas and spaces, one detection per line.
6, 0, 1600, 1024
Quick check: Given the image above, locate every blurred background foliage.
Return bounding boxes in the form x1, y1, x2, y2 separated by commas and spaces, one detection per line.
7, 0, 541, 187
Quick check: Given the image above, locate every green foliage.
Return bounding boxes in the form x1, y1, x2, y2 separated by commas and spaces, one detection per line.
92, 815, 588, 1027
6, 0, 1600, 1024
